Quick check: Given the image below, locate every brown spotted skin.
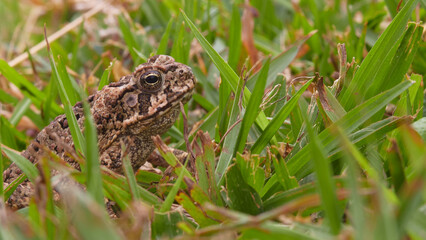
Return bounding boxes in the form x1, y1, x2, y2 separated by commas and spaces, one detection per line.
3, 55, 196, 209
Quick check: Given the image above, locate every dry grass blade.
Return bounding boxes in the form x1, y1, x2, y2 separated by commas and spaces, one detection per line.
8, 3, 106, 67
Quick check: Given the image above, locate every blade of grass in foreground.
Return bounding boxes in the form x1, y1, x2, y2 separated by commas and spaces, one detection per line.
0, 89, 18, 104
102, 169, 161, 208
122, 151, 139, 201
225, 164, 263, 215
397, 126, 426, 235
61, 187, 122, 240
302, 110, 341, 234
39, 156, 55, 239
82, 92, 103, 205
334, 125, 385, 186
2, 148, 38, 183
338, 130, 368, 239
45, 30, 85, 155
4, 174, 29, 200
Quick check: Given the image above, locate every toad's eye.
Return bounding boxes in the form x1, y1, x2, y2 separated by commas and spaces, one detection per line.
139, 70, 163, 92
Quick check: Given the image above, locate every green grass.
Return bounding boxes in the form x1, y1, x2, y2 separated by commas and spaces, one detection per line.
0, 0, 426, 239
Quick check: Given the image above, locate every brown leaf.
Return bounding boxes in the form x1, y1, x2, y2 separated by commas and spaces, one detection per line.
316, 74, 333, 112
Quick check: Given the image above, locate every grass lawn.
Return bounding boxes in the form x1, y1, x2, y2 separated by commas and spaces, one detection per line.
0, 0, 425, 239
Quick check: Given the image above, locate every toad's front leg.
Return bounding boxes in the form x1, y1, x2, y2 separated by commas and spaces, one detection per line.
99, 135, 156, 173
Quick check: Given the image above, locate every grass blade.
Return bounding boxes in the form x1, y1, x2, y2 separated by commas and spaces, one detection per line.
215, 73, 245, 185
0, 60, 62, 115
45, 30, 86, 155
246, 32, 315, 90
60, 186, 121, 240
251, 78, 313, 154
224, 164, 263, 215
71, 20, 85, 70
302, 110, 341, 234
228, 4, 242, 71
235, 58, 270, 154
159, 157, 188, 213
98, 59, 115, 91
54, 53, 80, 106
0, 89, 18, 104
365, 23, 423, 107
175, 185, 221, 227
181, 9, 276, 149
122, 152, 139, 201
288, 80, 413, 179
157, 17, 174, 55
340, 0, 419, 109
171, 21, 190, 64
9, 97, 31, 126
102, 169, 161, 207
2, 147, 38, 183
153, 136, 195, 182
181, 10, 240, 97
4, 174, 27, 200
82, 92, 103, 205
118, 15, 141, 66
